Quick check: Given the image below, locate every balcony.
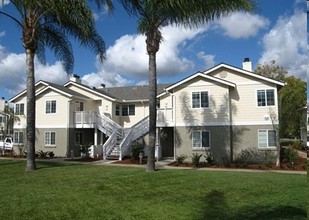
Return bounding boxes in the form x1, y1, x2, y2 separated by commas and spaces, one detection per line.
74, 111, 97, 128
157, 107, 174, 127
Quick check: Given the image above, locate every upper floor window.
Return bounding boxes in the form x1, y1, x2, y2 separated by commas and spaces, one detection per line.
115, 104, 120, 116
258, 129, 276, 148
121, 104, 135, 116
46, 100, 56, 114
45, 131, 56, 146
75, 101, 84, 111
192, 91, 209, 108
192, 130, 210, 149
257, 89, 275, 107
15, 103, 24, 115
0, 116, 6, 123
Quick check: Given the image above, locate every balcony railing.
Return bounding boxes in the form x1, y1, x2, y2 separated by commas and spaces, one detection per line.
74, 111, 97, 128
157, 107, 174, 126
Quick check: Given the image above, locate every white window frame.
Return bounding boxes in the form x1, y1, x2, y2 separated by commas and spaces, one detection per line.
256, 89, 276, 107
45, 131, 56, 147
14, 131, 24, 144
15, 103, 25, 115
121, 104, 135, 116
115, 104, 120, 116
75, 101, 84, 111
46, 100, 57, 114
258, 129, 276, 148
192, 130, 210, 149
192, 91, 209, 109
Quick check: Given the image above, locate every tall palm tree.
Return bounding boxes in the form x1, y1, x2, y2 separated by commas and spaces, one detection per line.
120, 0, 256, 171
0, 0, 112, 171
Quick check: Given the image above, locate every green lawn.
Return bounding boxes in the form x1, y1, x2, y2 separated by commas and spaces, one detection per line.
0, 160, 306, 220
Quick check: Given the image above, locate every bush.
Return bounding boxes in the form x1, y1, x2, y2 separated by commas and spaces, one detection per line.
175, 154, 187, 164
131, 142, 144, 160
283, 148, 299, 167
192, 153, 203, 167
263, 150, 274, 167
37, 150, 48, 159
236, 149, 252, 168
292, 140, 305, 151
221, 156, 231, 167
204, 151, 214, 165
47, 151, 55, 158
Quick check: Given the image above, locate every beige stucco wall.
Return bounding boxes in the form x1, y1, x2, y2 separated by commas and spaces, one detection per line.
171, 76, 230, 126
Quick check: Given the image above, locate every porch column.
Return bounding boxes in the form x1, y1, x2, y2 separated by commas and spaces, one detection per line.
155, 127, 162, 161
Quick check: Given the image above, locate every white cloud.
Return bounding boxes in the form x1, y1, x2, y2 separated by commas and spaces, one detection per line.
0, 31, 5, 37
0, 45, 69, 96
258, 9, 307, 79
215, 12, 270, 39
83, 24, 208, 87
196, 52, 216, 69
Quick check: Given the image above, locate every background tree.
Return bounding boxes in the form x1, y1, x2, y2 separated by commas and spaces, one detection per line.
279, 76, 306, 138
255, 60, 287, 81
0, 0, 112, 171
120, 0, 256, 171
254, 62, 306, 138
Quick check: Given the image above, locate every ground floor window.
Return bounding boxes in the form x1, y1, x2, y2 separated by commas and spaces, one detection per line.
192, 130, 210, 149
14, 131, 24, 144
258, 129, 276, 148
45, 131, 56, 146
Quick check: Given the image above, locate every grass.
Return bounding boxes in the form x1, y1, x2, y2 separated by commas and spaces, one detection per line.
0, 160, 306, 220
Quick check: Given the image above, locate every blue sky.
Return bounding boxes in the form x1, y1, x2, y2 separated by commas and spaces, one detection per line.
0, 0, 307, 101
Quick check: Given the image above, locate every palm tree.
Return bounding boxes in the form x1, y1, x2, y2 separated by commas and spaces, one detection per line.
0, 0, 112, 171
120, 0, 256, 171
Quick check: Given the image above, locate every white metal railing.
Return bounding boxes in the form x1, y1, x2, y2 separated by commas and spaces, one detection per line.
102, 130, 118, 160
74, 111, 96, 127
97, 113, 123, 137
157, 108, 173, 124
119, 116, 149, 160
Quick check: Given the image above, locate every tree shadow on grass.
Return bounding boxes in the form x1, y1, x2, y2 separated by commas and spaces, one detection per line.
199, 190, 306, 220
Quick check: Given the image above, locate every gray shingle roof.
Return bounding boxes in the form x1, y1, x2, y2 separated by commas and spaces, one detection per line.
101, 84, 172, 101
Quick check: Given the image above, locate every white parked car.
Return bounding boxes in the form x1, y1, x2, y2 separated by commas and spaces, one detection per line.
0, 137, 14, 150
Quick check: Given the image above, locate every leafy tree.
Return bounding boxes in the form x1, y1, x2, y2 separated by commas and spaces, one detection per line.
279, 76, 306, 138
120, 0, 256, 171
0, 0, 112, 171
255, 60, 287, 81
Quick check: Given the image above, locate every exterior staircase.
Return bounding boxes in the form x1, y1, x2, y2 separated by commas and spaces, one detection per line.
97, 113, 149, 160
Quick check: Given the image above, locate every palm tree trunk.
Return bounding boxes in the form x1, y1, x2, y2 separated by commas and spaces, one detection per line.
146, 52, 157, 171
25, 48, 36, 171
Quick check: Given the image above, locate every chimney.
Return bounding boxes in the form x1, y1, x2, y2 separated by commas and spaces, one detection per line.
70, 74, 81, 84
242, 57, 252, 72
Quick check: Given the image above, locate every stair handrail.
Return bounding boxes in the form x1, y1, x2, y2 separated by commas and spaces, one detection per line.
97, 113, 123, 137
102, 129, 118, 160
119, 116, 149, 160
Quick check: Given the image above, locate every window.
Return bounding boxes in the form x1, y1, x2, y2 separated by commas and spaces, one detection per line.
45, 131, 56, 146
15, 103, 24, 115
192, 91, 209, 108
257, 89, 275, 107
121, 104, 135, 116
258, 130, 276, 148
0, 116, 6, 123
46, 100, 56, 114
75, 101, 84, 111
115, 104, 120, 116
192, 130, 210, 148
14, 131, 24, 144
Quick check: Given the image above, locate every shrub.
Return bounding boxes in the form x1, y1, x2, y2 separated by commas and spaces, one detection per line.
131, 142, 144, 160
283, 148, 299, 167
204, 151, 214, 165
37, 150, 48, 159
263, 150, 274, 167
175, 154, 187, 164
292, 140, 305, 151
221, 156, 231, 167
236, 149, 252, 168
47, 151, 55, 158
191, 153, 203, 167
